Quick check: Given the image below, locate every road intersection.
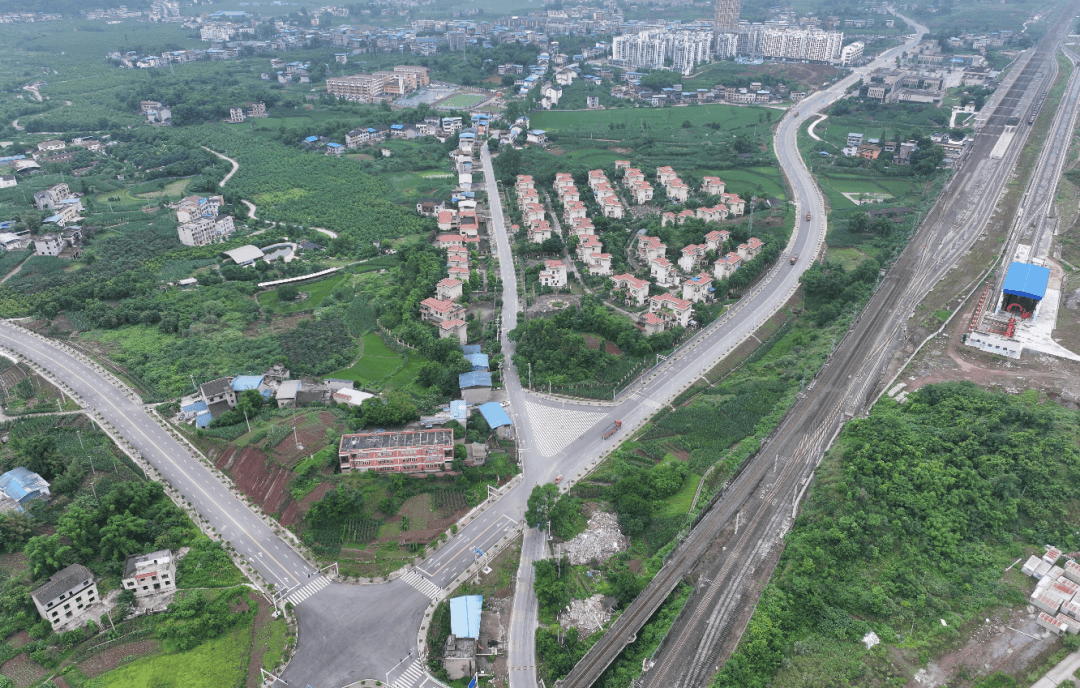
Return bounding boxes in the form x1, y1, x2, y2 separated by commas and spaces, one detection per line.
6, 7, 1064, 687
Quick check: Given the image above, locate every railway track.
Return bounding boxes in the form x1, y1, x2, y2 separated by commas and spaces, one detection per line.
555, 6, 1077, 687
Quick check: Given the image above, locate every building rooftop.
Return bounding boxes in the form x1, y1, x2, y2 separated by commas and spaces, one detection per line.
200, 377, 232, 398
0, 467, 50, 504
122, 549, 172, 579
449, 595, 484, 638
1003, 262, 1050, 301
231, 375, 264, 392
458, 371, 492, 389
277, 379, 301, 400
478, 401, 512, 429
31, 564, 93, 604
340, 428, 452, 451
464, 353, 489, 370
223, 245, 265, 265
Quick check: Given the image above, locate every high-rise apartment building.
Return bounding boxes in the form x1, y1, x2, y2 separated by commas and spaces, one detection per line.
714, 0, 740, 34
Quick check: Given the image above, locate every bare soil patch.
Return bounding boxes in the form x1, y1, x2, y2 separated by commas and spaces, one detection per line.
900, 275, 1080, 404
77, 639, 161, 678
608, 147, 633, 154
243, 312, 311, 337
270, 423, 329, 466
4, 631, 29, 649
0, 653, 44, 688
0, 551, 29, 574
582, 334, 624, 355
216, 445, 292, 515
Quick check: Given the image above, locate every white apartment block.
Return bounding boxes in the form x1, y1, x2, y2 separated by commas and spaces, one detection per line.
612, 30, 714, 76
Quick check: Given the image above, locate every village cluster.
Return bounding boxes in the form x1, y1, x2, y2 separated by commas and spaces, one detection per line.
509, 162, 761, 334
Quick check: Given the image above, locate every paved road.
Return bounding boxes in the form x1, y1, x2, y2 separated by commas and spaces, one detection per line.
0, 325, 316, 592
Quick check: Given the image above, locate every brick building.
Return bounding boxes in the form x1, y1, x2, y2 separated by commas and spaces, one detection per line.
338, 429, 454, 474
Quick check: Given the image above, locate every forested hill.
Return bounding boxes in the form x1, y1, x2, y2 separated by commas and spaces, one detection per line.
184, 125, 435, 247
715, 382, 1080, 687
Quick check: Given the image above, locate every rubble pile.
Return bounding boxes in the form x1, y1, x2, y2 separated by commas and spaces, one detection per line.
561, 594, 611, 635
556, 511, 629, 565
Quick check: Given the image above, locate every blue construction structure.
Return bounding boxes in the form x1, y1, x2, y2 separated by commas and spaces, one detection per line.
449, 595, 483, 638
0, 467, 51, 510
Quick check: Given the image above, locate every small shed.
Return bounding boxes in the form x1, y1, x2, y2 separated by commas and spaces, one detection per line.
478, 402, 513, 439
223, 245, 265, 266
450, 595, 483, 638
276, 379, 302, 408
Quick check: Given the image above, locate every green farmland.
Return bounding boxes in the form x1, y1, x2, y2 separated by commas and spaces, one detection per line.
327, 331, 428, 389
530, 103, 774, 137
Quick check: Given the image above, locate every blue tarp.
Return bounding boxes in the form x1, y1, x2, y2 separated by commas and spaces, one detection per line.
232, 375, 264, 392
1002, 262, 1050, 301
478, 402, 512, 429
181, 400, 208, 415
449, 595, 483, 638
458, 371, 492, 389
464, 353, 489, 371
450, 400, 468, 424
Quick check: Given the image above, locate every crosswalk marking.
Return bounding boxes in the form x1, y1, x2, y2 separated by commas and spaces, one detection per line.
393, 660, 428, 688
401, 570, 444, 601
284, 575, 330, 606
523, 400, 608, 457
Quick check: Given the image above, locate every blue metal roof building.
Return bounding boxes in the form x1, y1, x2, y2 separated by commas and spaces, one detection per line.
464, 353, 489, 371
478, 402, 512, 429
449, 595, 483, 638
1003, 262, 1050, 301
459, 371, 492, 389
0, 467, 51, 508
462, 344, 482, 355
450, 400, 468, 424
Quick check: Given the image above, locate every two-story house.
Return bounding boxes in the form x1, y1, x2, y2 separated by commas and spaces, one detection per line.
577, 234, 603, 261
31, 564, 100, 631
702, 176, 726, 196
678, 244, 707, 273
704, 229, 730, 252
737, 237, 764, 261
610, 273, 650, 306
656, 166, 678, 185
650, 256, 679, 287
630, 181, 654, 205
437, 233, 465, 250
585, 251, 612, 276
563, 200, 587, 221
697, 205, 729, 223
714, 252, 742, 279
436, 278, 464, 301
420, 297, 466, 323
121, 550, 176, 597
722, 193, 746, 216
682, 273, 713, 303
666, 179, 690, 203
571, 217, 595, 236
649, 293, 694, 328
637, 235, 667, 262
539, 260, 567, 288
528, 221, 553, 243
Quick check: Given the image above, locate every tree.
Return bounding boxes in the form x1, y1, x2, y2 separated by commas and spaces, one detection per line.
452, 444, 467, 472
25, 534, 74, 578
525, 483, 560, 528
235, 389, 264, 416
57, 506, 99, 560
533, 558, 570, 617
277, 284, 300, 301
99, 512, 148, 561
0, 511, 32, 554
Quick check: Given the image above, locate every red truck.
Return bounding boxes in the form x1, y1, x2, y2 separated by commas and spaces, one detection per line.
806, 212, 812, 222
602, 419, 622, 439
